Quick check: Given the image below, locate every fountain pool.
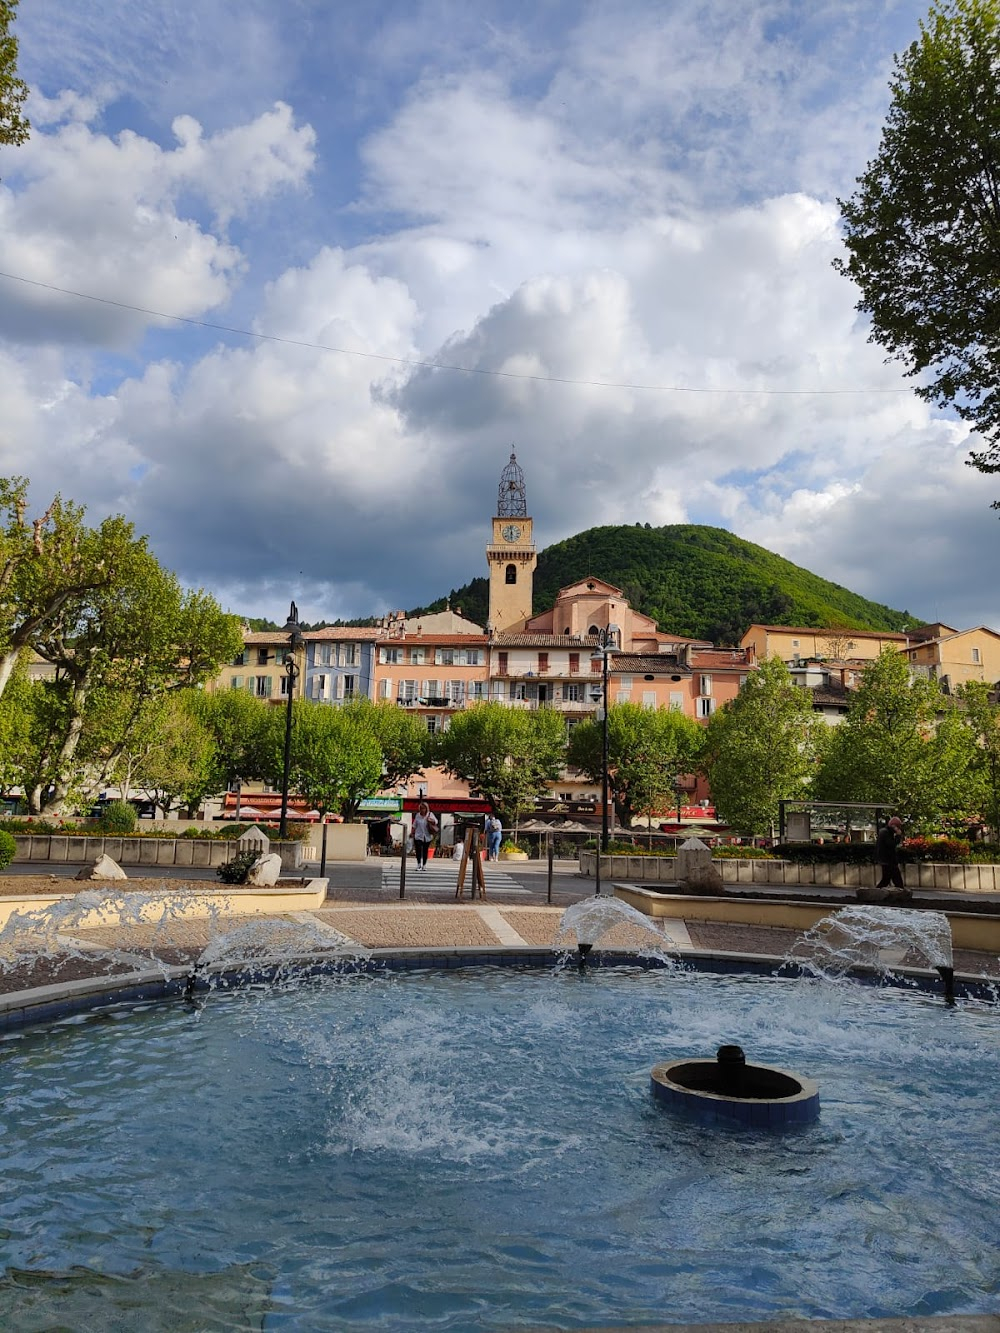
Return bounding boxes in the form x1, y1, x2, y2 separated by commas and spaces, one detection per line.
1, 965, 998, 1329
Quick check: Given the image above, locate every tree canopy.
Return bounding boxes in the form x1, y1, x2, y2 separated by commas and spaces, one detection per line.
434, 703, 566, 824
566, 702, 704, 829
701, 656, 823, 836
0, 1, 29, 155
835, 0, 1000, 493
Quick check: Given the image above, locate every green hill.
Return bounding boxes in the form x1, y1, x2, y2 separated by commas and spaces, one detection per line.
412, 523, 917, 645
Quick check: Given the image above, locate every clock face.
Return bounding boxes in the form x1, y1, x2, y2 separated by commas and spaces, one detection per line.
501, 523, 522, 542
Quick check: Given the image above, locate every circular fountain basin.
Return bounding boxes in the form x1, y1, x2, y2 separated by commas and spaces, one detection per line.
651, 1048, 820, 1127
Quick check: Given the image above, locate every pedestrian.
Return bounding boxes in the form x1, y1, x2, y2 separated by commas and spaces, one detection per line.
412, 801, 438, 871
487, 815, 503, 862
875, 816, 905, 890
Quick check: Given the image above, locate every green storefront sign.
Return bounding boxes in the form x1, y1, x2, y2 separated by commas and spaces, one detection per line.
358, 797, 403, 814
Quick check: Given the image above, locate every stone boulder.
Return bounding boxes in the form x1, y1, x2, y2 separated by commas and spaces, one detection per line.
76, 853, 128, 881
674, 837, 725, 896
245, 852, 282, 887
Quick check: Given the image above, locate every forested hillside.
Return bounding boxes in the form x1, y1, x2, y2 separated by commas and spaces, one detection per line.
410, 524, 916, 644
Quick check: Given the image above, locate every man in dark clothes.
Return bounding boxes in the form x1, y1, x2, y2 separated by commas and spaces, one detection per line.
875, 816, 905, 889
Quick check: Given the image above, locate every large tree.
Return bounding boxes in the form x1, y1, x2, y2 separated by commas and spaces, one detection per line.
835, 0, 1000, 491
434, 702, 567, 826
566, 702, 704, 830
272, 701, 384, 820
701, 656, 822, 837
337, 698, 431, 821
813, 648, 978, 828
954, 679, 1000, 836
0, 1, 28, 154
0, 478, 135, 699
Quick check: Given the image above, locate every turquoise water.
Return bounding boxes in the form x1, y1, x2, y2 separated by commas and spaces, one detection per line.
1, 967, 998, 1329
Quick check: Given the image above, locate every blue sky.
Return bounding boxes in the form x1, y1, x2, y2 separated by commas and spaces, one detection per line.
2, 0, 998, 631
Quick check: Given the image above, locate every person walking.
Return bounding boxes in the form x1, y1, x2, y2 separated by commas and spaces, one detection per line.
875, 816, 905, 890
412, 801, 438, 871
487, 815, 503, 862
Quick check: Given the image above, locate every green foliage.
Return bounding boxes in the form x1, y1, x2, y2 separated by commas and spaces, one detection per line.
567, 702, 704, 828
954, 680, 1000, 837
435, 702, 567, 824
711, 845, 777, 859
0, 826, 14, 869
773, 842, 884, 864
835, 0, 1000, 488
702, 657, 823, 836
410, 525, 914, 642
96, 800, 138, 835
215, 850, 261, 884
338, 699, 430, 819
813, 649, 979, 829
902, 836, 971, 862
0, 1, 29, 153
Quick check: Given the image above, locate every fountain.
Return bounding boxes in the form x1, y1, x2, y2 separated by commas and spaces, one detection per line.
1, 965, 998, 1327
651, 1043, 820, 1127
553, 894, 679, 966
787, 905, 956, 1003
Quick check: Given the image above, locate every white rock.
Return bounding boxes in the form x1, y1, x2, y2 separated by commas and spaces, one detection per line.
245, 852, 282, 886
76, 853, 128, 881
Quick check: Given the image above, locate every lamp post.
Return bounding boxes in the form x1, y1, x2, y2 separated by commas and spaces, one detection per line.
278, 601, 304, 839
589, 624, 620, 897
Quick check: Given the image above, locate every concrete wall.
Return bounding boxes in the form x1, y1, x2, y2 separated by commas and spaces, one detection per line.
11, 835, 303, 870
579, 852, 1000, 893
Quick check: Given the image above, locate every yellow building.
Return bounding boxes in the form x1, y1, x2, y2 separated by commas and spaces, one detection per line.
486, 452, 537, 633
740, 624, 911, 664
901, 625, 1000, 692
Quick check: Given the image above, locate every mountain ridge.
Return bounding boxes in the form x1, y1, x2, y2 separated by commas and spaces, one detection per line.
408, 523, 917, 645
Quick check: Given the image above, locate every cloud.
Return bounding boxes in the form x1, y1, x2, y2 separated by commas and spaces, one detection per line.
0, 103, 315, 347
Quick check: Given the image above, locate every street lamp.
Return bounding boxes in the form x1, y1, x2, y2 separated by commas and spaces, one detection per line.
278, 600, 304, 839
589, 624, 620, 897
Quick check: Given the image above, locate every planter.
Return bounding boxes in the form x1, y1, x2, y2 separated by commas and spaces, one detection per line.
499, 850, 529, 862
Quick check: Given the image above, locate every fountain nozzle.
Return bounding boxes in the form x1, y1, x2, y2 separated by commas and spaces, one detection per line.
577, 941, 594, 969
716, 1044, 746, 1096
935, 965, 956, 1006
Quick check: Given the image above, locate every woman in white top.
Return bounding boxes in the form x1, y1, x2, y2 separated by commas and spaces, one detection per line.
412, 802, 438, 870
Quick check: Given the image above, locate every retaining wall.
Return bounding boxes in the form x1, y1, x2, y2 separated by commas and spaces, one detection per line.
579, 852, 1000, 893
10, 835, 302, 870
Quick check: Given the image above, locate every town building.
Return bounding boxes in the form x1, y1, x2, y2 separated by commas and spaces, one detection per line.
900, 624, 1000, 693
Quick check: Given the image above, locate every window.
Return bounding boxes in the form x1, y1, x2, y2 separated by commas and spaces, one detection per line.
498, 652, 508, 675
315, 674, 327, 699
280, 675, 291, 696
378, 679, 390, 700
618, 675, 632, 690
340, 643, 360, 667
436, 648, 456, 666
972, 647, 982, 664
700, 675, 713, 696
257, 648, 269, 665
399, 679, 417, 703
792, 640, 799, 649
564, 683, 581, 702
512, 682, 527, 700
669, 691, 684, 711
588, 624, 600, 636
469, 681, 485, 701
426, 716, 438, 734
232, 651, 246, 667
538, 652, 549, 674
642, 691, 656, 709
505, 564, 517, 584
569, 652, 579, 673
698, 697, 715, 717
318, 644, 332, 666
230, 675, 244, 689
409, 647, 425, 665
253, 676, 271, 698
343, 675, 355, 697
379, 647, 403, 664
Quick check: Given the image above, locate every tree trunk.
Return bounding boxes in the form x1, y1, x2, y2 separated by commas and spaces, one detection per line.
38, 684, 88, 814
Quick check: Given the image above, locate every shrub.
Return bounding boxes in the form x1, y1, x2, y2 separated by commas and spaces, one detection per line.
0, 828, 15, 870
499, 839, 528, 854
712, 845, 776, 860
774, 842, 879, 865
902, 836, 970, 863
216, 850, 261, 884
96, 800, 139, 835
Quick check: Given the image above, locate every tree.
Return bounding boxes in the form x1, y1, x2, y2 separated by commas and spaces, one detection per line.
566, 702, 704, 829
835, 0, 1000, 492
954, 679, 1000, 836
702, 656, 822, 837
337, 698, 431, 821
27, 541, 242, 812
0, 1, 29, 154
434, 702, 566, 825
813, 648, 978, 828
273, 701, 384, 820
187, 687, 275, 814
0, 478, 136, 700
128, 693, 216, 817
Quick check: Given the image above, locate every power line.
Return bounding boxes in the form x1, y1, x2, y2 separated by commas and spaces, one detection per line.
0, 268, 913, 396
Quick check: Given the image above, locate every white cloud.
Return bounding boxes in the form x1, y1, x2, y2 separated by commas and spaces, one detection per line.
0, 104, 315, 346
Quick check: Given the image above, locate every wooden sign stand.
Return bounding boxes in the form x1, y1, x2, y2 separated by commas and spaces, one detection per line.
455, 827, 487, 900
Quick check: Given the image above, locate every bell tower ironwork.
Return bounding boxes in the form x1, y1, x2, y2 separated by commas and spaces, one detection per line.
487, 450, 536, 633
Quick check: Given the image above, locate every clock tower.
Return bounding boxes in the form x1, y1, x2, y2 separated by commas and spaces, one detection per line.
487, 451, 536, 633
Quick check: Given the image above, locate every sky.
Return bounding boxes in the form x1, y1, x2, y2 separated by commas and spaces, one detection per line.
3, 0, 999, 632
